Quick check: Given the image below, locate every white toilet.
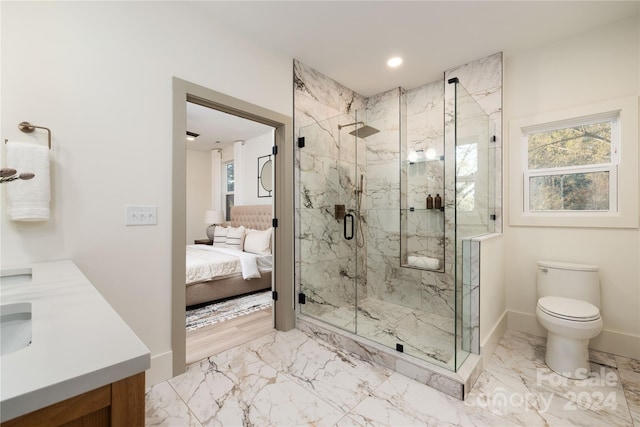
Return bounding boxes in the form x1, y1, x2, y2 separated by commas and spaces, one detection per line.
536, 260, 603, 379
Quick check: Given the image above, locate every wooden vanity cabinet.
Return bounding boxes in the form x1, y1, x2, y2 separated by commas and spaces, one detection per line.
1, 372, 145, 427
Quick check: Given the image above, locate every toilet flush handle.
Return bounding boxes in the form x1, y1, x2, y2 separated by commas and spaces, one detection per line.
539, 268, 548, 273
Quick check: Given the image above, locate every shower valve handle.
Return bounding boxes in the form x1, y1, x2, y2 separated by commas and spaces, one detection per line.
344, 213, 354, 240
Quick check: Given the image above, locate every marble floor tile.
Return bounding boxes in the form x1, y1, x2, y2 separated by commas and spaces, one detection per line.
467, 330, 635, 427
616, 354, 640, 426
617, 356, 640, 374
168, 344, 344, 426
243, 329, 393, 413
146, 328, 640, 427
145, 381, 203, 426
590, 349, 618, 368
348, 372, 515, 427
617, 368, 640, 426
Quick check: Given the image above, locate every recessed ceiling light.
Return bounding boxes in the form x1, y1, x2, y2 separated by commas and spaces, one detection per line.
186, 131, 199, 141
387, 57, 403, 68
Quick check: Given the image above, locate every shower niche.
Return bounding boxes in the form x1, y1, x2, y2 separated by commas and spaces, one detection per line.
400, 150, 445, 272
399, 79, 446, 272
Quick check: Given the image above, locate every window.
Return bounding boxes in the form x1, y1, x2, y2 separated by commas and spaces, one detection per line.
508, 96, 638, 228
523, 113, 618, 213
456, 140, 478, 212
225, 162, 235, 193
224, 161, 234, 220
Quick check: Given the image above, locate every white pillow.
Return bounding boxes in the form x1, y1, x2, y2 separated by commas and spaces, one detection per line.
212, 226, 228, 247
225, 226, 246, 251
244, 227, 272, 255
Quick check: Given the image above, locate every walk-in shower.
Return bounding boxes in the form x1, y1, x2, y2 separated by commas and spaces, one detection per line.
295, 61, 500, 376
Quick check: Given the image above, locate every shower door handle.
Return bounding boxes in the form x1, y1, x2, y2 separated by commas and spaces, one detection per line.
344, 213, 354, 240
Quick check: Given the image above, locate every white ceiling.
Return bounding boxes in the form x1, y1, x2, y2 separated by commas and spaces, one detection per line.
186, 1, 638, 150
186, 102, 274, 152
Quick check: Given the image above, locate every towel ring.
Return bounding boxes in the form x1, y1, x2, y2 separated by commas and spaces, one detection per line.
3, 122, 52, 149
19, 122, 51, 149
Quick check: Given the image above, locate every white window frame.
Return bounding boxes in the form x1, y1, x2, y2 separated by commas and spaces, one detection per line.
508, 96, 638, 228
522, 112, 619, 214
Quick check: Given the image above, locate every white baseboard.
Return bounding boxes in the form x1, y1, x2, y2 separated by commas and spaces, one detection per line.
145, 350, 173, 387
591, 329, 640, 360
507, 310, 640, 360
507, 310, 546, 338
480, 310, 508, 369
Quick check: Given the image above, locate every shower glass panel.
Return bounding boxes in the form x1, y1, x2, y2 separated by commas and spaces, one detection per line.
297, 112, 364, 334
450, 81, 496, 370
296, 80, 496, 372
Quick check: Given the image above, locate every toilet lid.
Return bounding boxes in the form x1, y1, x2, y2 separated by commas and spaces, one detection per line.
538, 296, 600, 322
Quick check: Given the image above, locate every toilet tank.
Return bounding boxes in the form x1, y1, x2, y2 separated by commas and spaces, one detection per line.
537, 260, 601, 308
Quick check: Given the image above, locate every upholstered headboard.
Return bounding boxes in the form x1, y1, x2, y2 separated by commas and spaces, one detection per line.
230, 205, 272, 230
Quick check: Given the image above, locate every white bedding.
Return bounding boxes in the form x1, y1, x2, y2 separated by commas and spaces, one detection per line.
186, 245, 272, 284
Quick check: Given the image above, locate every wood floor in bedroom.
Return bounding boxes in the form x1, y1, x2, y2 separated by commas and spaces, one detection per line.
185, 307, 273, 365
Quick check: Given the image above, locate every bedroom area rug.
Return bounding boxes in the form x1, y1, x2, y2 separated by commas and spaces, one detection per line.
186, 290, 272, 331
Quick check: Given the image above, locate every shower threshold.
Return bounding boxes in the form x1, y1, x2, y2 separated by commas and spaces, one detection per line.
297, 300, 482, 400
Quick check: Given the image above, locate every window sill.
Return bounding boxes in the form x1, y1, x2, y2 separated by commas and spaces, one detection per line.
509, 212, 638, 229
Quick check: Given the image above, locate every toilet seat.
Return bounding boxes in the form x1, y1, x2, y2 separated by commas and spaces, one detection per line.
537, 296, 600, 322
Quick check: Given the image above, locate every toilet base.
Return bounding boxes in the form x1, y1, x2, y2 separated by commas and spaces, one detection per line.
545, 332, 591, 379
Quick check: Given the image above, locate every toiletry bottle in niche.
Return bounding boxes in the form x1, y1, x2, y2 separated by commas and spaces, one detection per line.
426, 194, 433, 209
434, 194, 442, 210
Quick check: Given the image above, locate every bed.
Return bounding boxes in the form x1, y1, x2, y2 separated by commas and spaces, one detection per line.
186, 205, 273, 307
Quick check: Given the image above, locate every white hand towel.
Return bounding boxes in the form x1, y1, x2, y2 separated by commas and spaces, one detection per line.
408, 255, 440, 270
6, 141, 51, 221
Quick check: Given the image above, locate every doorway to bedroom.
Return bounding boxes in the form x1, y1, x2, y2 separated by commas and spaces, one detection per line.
184, 101, 275, 364
172, 78, 295, 377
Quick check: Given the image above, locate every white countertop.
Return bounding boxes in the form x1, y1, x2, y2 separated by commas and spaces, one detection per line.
0, 260, 150, 422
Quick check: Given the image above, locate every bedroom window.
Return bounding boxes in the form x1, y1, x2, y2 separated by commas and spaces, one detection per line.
225, 162, 235, 193
224, 161, 234, 221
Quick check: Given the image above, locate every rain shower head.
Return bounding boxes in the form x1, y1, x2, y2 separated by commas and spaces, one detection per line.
349, 125, 379, 139
338, 121, 380, 139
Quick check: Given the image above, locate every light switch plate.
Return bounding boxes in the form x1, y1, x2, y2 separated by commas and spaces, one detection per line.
125, 205, 157, 226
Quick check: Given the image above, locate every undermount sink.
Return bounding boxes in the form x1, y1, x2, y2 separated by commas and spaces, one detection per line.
1, 302, 33, 356
0, 268, 33, 285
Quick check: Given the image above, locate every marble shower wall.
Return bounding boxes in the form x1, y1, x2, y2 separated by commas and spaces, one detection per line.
294, 60, 368, 328
362, 88, 406, 307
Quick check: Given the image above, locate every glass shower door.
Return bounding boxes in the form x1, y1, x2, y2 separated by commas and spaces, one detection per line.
450, 80, 495, 370
297, 114, 359, 333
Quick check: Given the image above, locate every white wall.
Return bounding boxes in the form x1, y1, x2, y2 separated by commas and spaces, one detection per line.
504, 16, 640, 358
186, 133, 273, 244
478, 235, 507, 366
186, 150, 211, 244
1, 1, 292, 383
242, 131, 275, 206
